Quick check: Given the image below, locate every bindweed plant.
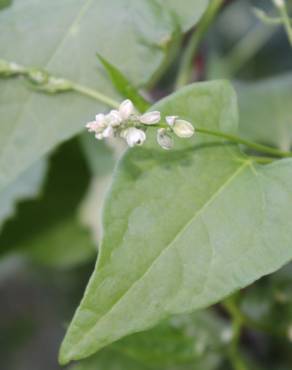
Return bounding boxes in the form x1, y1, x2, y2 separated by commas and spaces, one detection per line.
1, 0, 292, 369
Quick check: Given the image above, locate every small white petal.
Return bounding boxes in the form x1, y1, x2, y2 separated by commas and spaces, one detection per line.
166, 115, 178, 127
173, 119, 194, 138
119, 99, 134, 120
102, 126, 114, 138
107, 110, 122, 127
124, 127, 146, 147
86, 121, 98, 132
157, 128, 173, 150
95, 113, 106, 125
139, 111, 161, 125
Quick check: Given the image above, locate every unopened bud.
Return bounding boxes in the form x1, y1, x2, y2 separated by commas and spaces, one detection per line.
139, 111, 161, 125
157, 128, 173, 150
123, 127, 146, 147
173, 119, 194, 138
119, 99, 134, 120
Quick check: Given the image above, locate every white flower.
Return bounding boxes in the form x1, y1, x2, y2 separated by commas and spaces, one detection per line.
166, 115, 178, 127
139, 111, 161, 125
157, 128, 173, 150
123, 127, 146, 147
119, 99, 134, 120
107, 110, 122, 127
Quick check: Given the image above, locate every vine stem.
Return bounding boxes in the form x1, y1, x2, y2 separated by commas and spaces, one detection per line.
175, 0, 224, 89
195, 127, 292, 158
72, 83, 119, 109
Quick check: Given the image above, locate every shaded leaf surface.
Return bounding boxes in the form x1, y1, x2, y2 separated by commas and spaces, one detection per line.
0, 139, 95, 268
73, 310, 225, 370
0, 159, 47, 231
238, 74, 292, 150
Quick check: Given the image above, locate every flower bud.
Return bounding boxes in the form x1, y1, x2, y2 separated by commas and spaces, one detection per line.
119, 99, 134, 120
123, 127, 146, 147
139, 111, 161, 125
157, 128, 173, 150
173, 119, 194, 138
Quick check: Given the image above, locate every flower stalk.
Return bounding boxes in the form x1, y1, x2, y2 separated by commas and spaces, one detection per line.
1, 58, 292, 158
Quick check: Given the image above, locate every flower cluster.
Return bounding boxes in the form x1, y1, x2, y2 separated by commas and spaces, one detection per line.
85, 99, 195, 150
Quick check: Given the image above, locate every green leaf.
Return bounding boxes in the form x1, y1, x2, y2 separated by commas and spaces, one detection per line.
0, 139, 96, 268
72, 349, 151, 370
97, 54, 150, 112
157, 0, 209, 32
73, 310, 225, 370
0, 0, 11, 10
60, 80, 292, 363
112, 310, 225, 368
0, 159, 47, 231
238, 74, 292, 151
0, 0, 205, 193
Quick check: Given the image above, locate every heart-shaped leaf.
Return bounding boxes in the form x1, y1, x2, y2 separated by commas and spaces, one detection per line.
59, 80, 292, 363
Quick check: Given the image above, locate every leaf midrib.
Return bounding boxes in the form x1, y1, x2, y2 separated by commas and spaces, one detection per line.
68, 158, 252, 357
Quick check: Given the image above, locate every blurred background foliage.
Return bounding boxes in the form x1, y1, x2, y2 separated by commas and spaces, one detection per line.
1, 0, 292, 369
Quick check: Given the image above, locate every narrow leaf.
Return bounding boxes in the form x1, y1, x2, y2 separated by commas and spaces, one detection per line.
97, 54, 150, 112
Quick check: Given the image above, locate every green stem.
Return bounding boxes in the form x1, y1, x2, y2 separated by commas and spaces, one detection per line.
248, 156, 275, 164
223, 298, 284, 337
196, 127, 292, 158
72, 83, 119, 109
224, 24, 278, 76
277, 1, 292, 46
223, 298, 248, 370
0, 59, 120, 109
175, 0, 224, 89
